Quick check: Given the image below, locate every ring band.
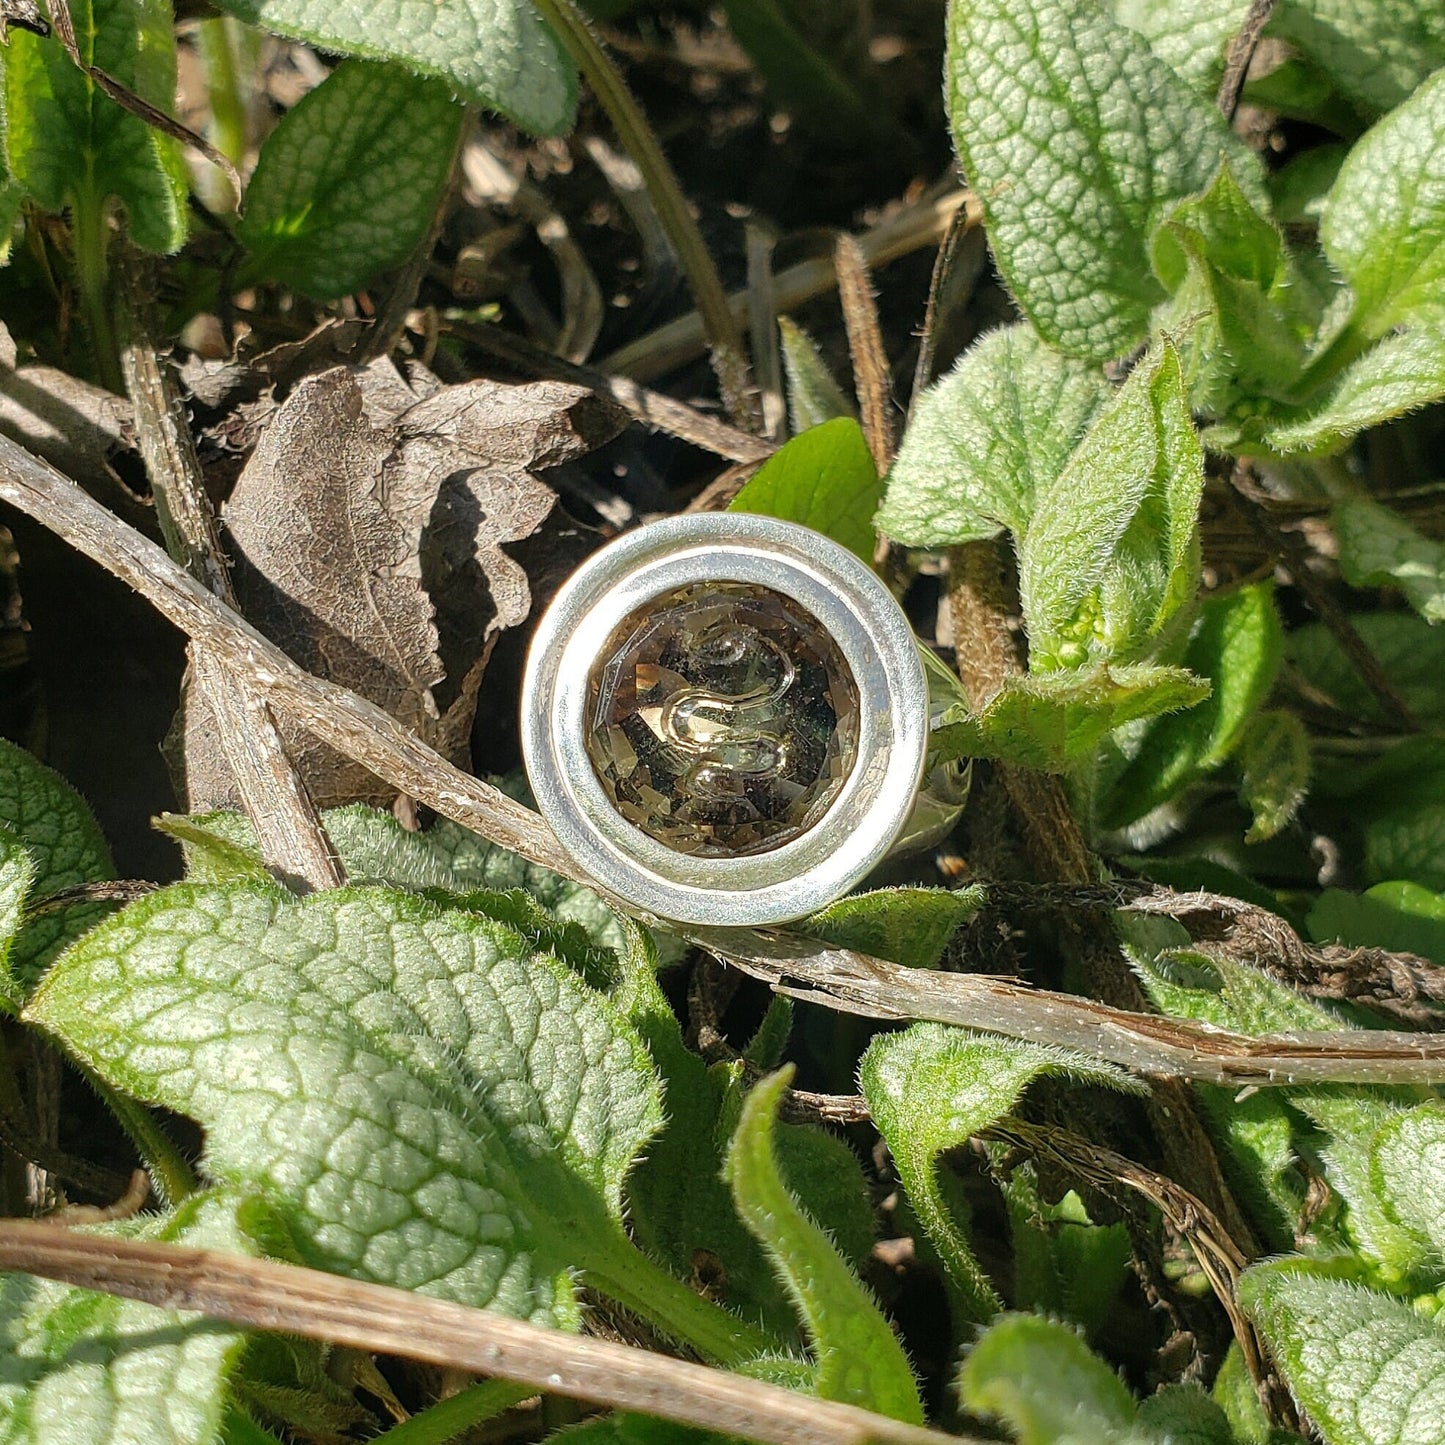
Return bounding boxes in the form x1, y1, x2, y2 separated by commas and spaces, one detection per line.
521, 513, 967, 926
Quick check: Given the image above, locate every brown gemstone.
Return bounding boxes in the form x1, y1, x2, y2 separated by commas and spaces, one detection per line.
585, 581, 860, 857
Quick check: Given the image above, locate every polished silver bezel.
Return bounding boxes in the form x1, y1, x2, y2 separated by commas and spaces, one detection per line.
521, 513, 928, 926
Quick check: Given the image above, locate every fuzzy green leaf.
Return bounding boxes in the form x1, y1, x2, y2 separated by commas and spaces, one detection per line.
1309, 881, 1445, 965
210, 0, 575, 135
161, 801, 650, 962
0, 1190, 254, 1445
615, 926, 870, 1344
1110, 0, 1250, 93
1335, 495, 1445, 622
1241, 1263, 1445, 1445
1237, 707, 1311, 843
946, 0, 1250, 359
1369, 1105, 1445, 1265
876, 324, 1111, 547
777, 318, 855, 434
26, 885, 669, 1330
2, 0, 188, 253
959, 1314, 1136, 1444
859, 1024, 1138, 1322
1019, 345, 1204, 669
933, 665, 1209, 772
1321, 69, 1445, 336
0, 738, 113, 997
1102, 583, 1283, 829
729, 418, 881, 563
1265, 316, 1445, 455
1270, 1, 1445, 115
0, 829, 34, 1012
237, 62, 464, 300
796, 886, 986, 969
724, 1067, 923, 1421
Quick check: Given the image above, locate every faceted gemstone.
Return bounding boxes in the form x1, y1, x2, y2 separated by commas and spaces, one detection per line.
586, 581, 860, 857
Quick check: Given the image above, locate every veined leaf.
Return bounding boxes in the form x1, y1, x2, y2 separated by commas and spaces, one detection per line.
0, 830, 33, 1012
729, 418, 881, 564
26, 885, 761, 1363
1110, 0, 1251, 94
859, 1024, 1137, 1322
724, 1067, 924, 1422
932, 665, 1209, 773
946, 0, 1252, 359
1335, 494, 1445, 623
876, 323, 1111, 547
1101, 582, 1283, 830
1241, 1262, 1445, 1445
1019, 345, 1204, 670
0, 1190, 254, 1445
1309, 880, 1445, 965
1321, 68, 1445, 337
2, 0, 188, 253
237, 62, 464, 300
0, 737, 113, 1002
1289, 612, 1445, 725
210, 0, 575, 135
1270, 1, 1445, 115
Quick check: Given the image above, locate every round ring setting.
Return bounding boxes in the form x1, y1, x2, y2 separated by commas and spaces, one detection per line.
521, 513, 931, 926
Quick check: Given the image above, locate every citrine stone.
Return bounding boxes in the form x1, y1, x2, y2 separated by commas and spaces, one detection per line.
586, 581, 860, 857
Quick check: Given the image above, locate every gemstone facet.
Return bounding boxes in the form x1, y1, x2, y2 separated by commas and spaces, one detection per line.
585, 581, 860, 857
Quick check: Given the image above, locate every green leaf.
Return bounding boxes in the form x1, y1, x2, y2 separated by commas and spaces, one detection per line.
796, 885, 986, 969
162, 800, 656, 962
1268, 143, 1349, 227
609, 924, 867, 1344
728, 418, 881, 563
1110, 0, 1251, 94
1237, 707, 1311, 843
1241, 1262, 1445, 1445
859, 1024, 1138, 1322
724, 1066, 923, 1422
1289, 612, 1445, 725
777, 318, 855, 434
1321, 68, 1445, 336
1019, 344, 1205, 669
1153, 161, 1317, 414
1335, 495, 1445, 622
1102, 582, 1284, 829
1309, 880, 1445, 965
0, 738, 113, 995
210, 0, 575, 135
236, 62, 464, 301
945, 0, 1251, 359
0, 829, 34, 1012
1265, 316, 1445, 455
876, 323, 1111, 547
1369, 1104, 1445, 1265
1270, 1, 1445, 115
26, 885, 761, 1361
2, 0, 188, 253
933, 665, 1209, 773
1135, 1386, 1237, 1445
0, 1190, 254, 1445
959, 1314, 1138, 1444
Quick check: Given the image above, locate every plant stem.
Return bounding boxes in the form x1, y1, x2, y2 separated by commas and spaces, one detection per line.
369, 1381, 536, 1445
69, 192, 122, 393
529, 0, 753, 419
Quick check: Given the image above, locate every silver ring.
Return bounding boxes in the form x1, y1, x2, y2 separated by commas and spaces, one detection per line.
521, 513, 965, 926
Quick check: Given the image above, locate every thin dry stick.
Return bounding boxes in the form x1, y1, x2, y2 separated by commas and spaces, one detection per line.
0, 1225, 965, 1445
1216, 0, 1278, 121
447, 319, 774, 464
603, 189, 982, 382
5, 436, 1445, 1086
116, 277, 342, 892
835, 233, 895, 473
746, 223, 785, 442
